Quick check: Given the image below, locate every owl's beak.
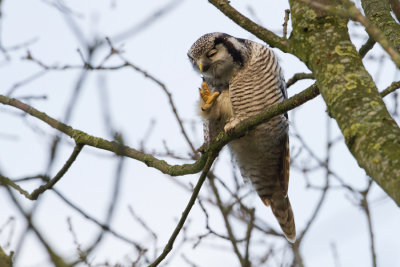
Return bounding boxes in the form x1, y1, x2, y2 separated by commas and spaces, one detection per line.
198, 61, 210, 72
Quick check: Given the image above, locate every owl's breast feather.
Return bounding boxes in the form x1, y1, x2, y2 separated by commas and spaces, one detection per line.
199, 90, 233, 122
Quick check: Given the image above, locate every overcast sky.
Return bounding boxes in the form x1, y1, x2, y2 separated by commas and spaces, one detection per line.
0, 1, 399, 267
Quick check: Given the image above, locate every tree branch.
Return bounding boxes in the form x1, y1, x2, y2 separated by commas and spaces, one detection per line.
361, 0, 400, 54
299, 0, 400, 68
148, 152, 217, 267
0, 93, 208, 176
208, 175, 246, 266
286, 72, 314, 88
289, 0, 400, 206
0, 143, 83, 200
4, 187, 70, 267
0, 83, 320, 180
380, 81, 400, 97
358, 35, 376, 58
208, 0, 290, 52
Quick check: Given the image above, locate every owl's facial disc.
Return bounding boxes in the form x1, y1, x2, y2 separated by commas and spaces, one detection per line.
197, 44, 235, 81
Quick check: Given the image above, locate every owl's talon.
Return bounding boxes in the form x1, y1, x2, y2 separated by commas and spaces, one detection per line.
200, 81, 219, 111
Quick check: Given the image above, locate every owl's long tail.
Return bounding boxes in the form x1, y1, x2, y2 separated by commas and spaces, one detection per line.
265, 194, 296, 243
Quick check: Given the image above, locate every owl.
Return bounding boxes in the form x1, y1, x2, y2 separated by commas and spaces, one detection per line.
187, 32, 295, 242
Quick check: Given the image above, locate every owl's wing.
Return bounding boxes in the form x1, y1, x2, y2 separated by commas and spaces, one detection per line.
280, 132, 290, 196
278, 69, 290, 196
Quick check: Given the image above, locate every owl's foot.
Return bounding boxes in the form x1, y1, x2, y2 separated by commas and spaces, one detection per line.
200, 81, 219, 111
224, 117, 242, 133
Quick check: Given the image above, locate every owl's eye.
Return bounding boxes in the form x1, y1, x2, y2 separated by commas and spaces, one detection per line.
207, 49, 218, 58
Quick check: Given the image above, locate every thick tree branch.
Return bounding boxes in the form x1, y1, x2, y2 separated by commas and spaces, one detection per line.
299, 0, 400, 68
289, 0, 400, 205
362, 0, 400, 54
208, 0, 289, 52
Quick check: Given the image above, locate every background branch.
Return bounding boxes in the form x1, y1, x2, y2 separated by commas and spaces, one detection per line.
208, 0, 289, 52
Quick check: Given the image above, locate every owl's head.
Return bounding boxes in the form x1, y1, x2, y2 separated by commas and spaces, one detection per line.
187, 32, 249, 84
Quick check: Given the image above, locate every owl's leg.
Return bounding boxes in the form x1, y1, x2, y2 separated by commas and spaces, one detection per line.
200, 81, 219, 111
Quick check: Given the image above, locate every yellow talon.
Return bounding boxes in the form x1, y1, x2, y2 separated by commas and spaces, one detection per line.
199, 81, 219, 111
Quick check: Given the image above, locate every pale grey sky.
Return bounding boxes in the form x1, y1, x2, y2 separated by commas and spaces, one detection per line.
0, 1, 399, 267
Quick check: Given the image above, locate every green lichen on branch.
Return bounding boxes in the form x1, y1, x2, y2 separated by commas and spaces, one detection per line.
289, 0, 400, 205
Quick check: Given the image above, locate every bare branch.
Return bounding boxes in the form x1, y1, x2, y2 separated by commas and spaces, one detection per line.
208, 0, 289, 52
0, 83, 320, 178
360, 181, 377, 267
380, 80, 400, 97
148, 153, 217, 267
51, 187, 146, 254
282, 9, 291, 40
300, 0, 400, 68
286, 73, 314, 88
0, 143, 84, 200
359, 35, 376, 58
4, 187, 70, 267
208, 175, 246, 266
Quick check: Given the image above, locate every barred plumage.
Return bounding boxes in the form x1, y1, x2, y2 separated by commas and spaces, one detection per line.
188, 32, 295, 242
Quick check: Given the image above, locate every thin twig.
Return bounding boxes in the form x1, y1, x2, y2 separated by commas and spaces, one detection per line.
51, 187, 146, 254
244, 208, 255, 266
208, 175, 246, 266
117, 53, 197, 154
359, 35, 376, 58
380, 81, 400, 97
282, 9, 290, 39
4, 187, 70, 267
148, 153, 217, 267
360, 180, 377, 267
67, 218, 90, 265
0, 143, 84, 200
286, 73, 314, 88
